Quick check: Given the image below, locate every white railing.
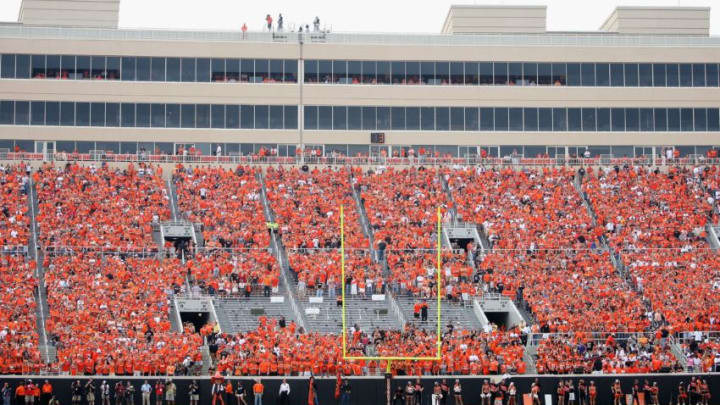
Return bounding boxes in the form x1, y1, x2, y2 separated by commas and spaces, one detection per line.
0, 245, 29, 255
472, 298, 490, 327
40, 246, 161, 257
172, 297, 184, 334
527, 331, 672, 346
1, 25, 719, 47
4, 151, 720, 168
387, 291, 407, 327
674, 331, 720, 344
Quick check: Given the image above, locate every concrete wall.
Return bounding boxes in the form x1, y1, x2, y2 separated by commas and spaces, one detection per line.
441, 5, 546, 34
0, 374, 716, 405
600, 7, 710, 36
1, 30, 719, 147
19, 0, 120, 29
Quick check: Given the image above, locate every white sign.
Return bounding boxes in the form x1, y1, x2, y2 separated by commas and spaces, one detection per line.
270, 296, 285, 303
371, 294, 385, 301
305, 307, 320, 315
309, 296, 324, 304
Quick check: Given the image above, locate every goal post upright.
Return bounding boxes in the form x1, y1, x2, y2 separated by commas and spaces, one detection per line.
436, 206, 442, 358
341, 204, 346, 357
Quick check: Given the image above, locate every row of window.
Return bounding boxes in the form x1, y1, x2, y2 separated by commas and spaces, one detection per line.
2, 101, 718, 132
2, 139, 717, 160
0, 101, 298, 129
3, 53, 720, 88
0, 54, 298, 83
304, 61, 720, 87
304, 106, 720, 132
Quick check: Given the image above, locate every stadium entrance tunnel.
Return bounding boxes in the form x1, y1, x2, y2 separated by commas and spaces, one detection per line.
165, 236, 193, 259
485, 311, 511, 328
180, 311, 209, 332
449, 237, 474, 251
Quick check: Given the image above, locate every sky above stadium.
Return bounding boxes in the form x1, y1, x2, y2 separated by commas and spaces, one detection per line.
0, 0, 718, 35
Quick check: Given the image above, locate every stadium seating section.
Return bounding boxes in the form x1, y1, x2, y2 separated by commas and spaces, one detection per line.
1, 162, 719, 376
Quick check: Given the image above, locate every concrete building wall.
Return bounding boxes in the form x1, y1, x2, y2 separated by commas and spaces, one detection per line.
2, 5, 719, 149
600, 7, 710, 36
2, 38, 720, 63
3, 126, 719, 147
441, 5, 546, 34
19, 0, 120, 29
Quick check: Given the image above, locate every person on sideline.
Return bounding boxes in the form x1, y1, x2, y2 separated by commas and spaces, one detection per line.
188, 380, 200, 405
85, 380, 96, 405
252, 379, 264, 405
308, 377, 318, 405
278, 379, 290, 405
340, 379, 351, 405
140, 381, 151, 405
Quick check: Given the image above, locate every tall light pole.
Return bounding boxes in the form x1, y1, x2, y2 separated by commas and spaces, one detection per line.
298, 31, 304, 164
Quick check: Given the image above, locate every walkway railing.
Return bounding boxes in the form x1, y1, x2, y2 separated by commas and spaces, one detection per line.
3, 151, 720, 168
527, 331, 672, 346
1, 25, 720, 47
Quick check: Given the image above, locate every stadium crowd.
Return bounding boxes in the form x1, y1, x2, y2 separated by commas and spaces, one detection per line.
2, 161, 720, 378
173, 165, 269, 250
357, 167, 447, 250
582, 166, 719, 331
44, 255, 202, 375
35, 163, 170, 252
205, 318, 527, 376
265, 167, 371, 296
0, 255, 42, 374
450, 168, 649, 332
535, 332, 681, 374
0, 164, 30, 251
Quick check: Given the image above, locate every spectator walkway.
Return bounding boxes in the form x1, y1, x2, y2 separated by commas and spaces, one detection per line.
27, 176, 53, 365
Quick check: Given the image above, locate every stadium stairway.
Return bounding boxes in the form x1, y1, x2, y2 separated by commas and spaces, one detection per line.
439, 171, 459, 222
523, 342, 539, 374
573, 172, 642, 293
300, 293, 403, 334
166, 178, 179, 221
257, 170, 309, 332
164, 181, 204, 250
212, 283, 299, 333
705, 222, 720, 250
443, 171, 492, 253
28, 177, 55, 365
574, 172, 690, 366
169, 298, 182, 332
351, 171, 408, 328
151, 224, 164, 251
396, 296, 483, 331
350, 173, 375, 253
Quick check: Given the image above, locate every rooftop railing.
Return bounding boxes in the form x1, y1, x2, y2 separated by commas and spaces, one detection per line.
1, 25, 719, 47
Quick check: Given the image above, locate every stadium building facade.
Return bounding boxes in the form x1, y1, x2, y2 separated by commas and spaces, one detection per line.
0, 1, 719, 160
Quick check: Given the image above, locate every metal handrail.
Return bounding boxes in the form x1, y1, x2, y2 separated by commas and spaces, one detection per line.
40, 246, 161, 257
4, 151, 720, 168
0, 245, 29, 254
386, 291, 407, 327
527, 331, 680, 346
1, 25, 720, 47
